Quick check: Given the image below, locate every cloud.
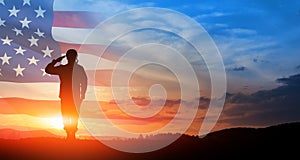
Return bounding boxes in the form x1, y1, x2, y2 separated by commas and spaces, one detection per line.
195, 1, 300, 88
276, 74, 300, 85
215, 23, 228, 28
110, 97, 183, 108
296, 65, 300, 69
130, 97, 182, 108
214, 33, 281, 92
252, 58, 269, 63
226, 28, 257, 35
194, 12, 230, 20
220, 73, 300, 126
228, 66, 246, 72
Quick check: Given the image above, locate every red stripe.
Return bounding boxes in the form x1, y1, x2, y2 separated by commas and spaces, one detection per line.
86, 69, 147, 87
59, 42, 121, 61
87, 70, 129, 86
0, 98, 59, 117
53, 11, 102, 28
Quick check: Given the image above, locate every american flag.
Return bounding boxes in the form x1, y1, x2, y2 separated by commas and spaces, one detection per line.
0, 0, 117, 86
0, 0, 131, 103
0, 0, 61, 82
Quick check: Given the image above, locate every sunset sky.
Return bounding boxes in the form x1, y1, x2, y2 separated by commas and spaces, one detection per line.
0, 0, 300, 140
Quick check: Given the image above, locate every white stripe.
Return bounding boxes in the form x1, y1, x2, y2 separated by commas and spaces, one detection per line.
60, 53, 117, 70
52, 27, 112, 44
0, 82, 111, 101
79, 53, 115, 70
0, 82, 60, 100
66, 53, 137, 73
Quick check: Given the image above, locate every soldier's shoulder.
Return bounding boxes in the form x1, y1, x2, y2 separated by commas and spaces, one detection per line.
76, 64, 85, 69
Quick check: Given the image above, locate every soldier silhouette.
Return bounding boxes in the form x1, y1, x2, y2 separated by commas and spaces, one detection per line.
46, 49, 87, 140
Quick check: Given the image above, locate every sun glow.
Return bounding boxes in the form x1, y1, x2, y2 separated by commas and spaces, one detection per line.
42, 116, 64, 130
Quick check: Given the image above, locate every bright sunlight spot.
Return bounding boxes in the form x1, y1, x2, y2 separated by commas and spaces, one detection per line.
42, 115, 64, 130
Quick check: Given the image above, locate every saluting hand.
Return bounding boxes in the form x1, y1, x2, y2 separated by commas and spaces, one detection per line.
53, 56, 65, 63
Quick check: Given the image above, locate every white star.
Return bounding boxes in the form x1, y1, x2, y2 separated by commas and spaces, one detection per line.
0, 18, 5, 27
13, 64, 25, 77
42, 46, 53, 58
12, 28, 23, 36
14, 46, 26, 55
19, 17, 31, 28
34, 6, 46, 18
1, 36, 13, 45
28, 36, 39, 47
8, 6, 20, 17
0, 53, 12, 65
27, 56, 39, 65
41, 69, 51, 77
34, 28, 45, 37
0, 0, 5, 5
23, 0, 30, 6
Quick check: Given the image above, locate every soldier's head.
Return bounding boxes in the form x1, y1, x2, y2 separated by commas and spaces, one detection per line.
66, 49, 78, 64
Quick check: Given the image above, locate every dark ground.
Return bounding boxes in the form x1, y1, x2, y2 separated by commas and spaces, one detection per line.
0, 122, 299, 160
